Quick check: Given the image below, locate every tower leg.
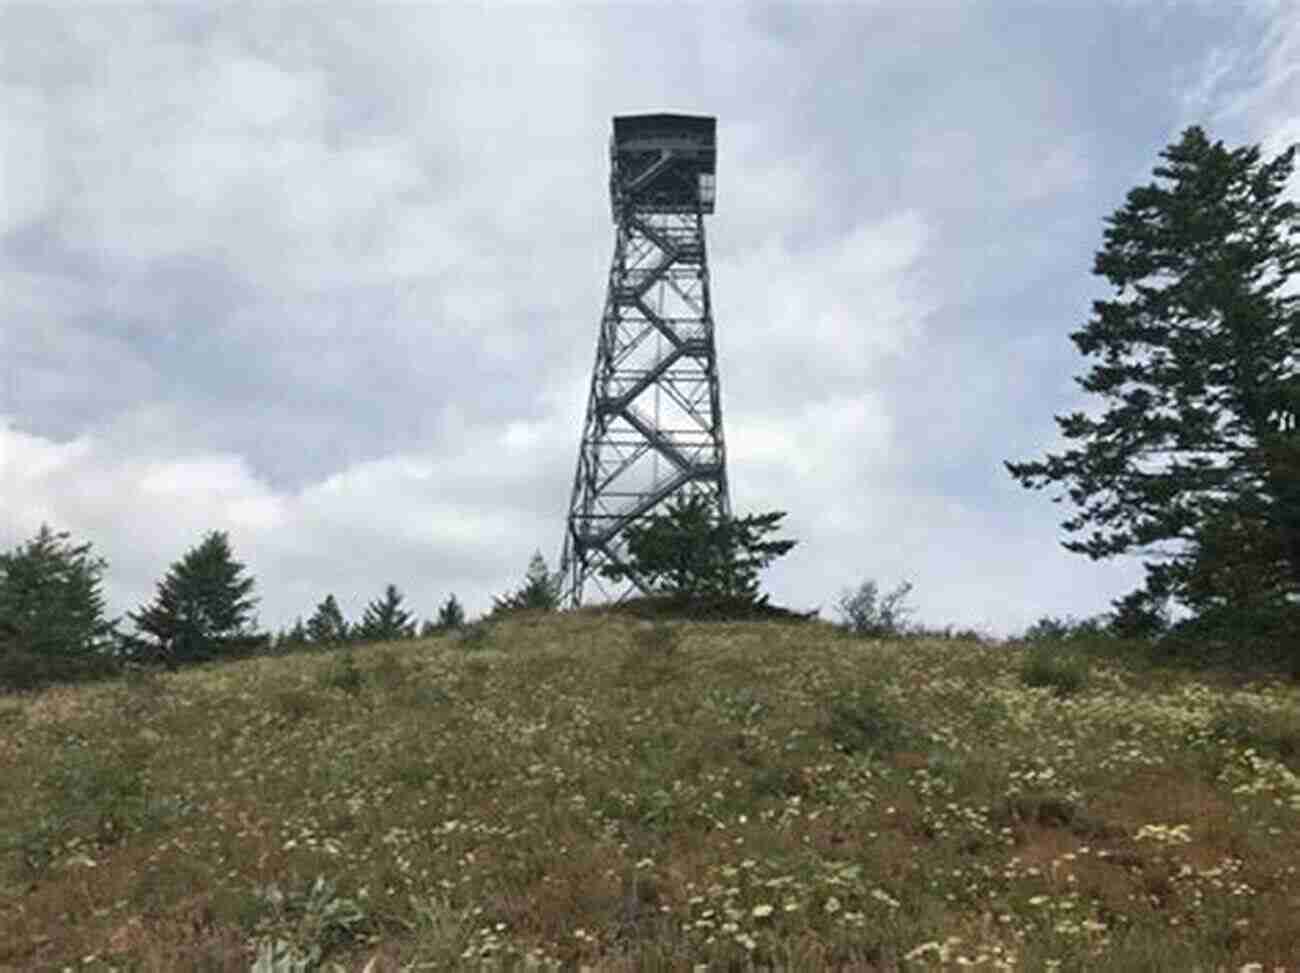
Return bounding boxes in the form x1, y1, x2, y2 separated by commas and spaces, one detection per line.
560, 206, 731, 608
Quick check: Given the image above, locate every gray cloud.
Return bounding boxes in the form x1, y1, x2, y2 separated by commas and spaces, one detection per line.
2, 2, 1295, 637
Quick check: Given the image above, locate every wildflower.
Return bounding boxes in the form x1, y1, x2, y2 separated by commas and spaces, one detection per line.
871, 888, 900, 908
751, 903, 774, 918
824, 896, 841, 914
904, 942, 942, 960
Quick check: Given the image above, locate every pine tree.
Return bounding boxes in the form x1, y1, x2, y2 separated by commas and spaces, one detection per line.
129, 530, 265, 667
305, 594, 350, 645
0, 524, 119, 688
439, 593, 466, 628
1006, 126, 1300, 643
354, 584, 416, 642
425, 593, 465, 633
492, 552, 561, 614
599, 493, 797, 603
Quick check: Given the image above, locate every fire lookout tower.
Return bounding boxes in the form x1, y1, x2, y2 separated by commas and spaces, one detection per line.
558, 113, 732, 607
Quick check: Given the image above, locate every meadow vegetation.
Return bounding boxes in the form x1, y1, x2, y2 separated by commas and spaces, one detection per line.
2, 611, 1298, 971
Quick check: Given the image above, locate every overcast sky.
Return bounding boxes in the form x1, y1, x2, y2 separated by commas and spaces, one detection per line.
2, 2, 1298, 638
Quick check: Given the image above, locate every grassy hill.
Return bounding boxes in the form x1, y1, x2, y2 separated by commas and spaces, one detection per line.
2, 612, 1298, 971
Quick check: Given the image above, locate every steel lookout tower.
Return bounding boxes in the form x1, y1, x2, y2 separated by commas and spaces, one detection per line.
558, 113, 732, 607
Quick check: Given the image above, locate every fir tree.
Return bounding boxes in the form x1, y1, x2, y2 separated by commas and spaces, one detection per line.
354, 584, 416, 642
305, 594, 350, 645
129, 531, 265, 667
492, 552, 561, 614
425, 593, 465, 633
0, 524, 119, 688
439, 593, 466, 628
1006, 126, 1300, 642
599, 493, 797, 604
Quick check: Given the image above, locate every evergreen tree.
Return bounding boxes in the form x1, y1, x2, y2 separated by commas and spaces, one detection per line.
0, 524, 119, 688
439, 592, 466, 628
425, 593, 465, 633
1006, 126, 1300, 640
599, 492, 797, 603
129, 531, 265, 667
305, 594, 350, 645
492, 552, 561, 614
354, 584, 416, 642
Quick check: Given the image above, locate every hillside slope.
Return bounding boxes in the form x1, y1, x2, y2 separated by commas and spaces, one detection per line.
2, 613, 1298, 971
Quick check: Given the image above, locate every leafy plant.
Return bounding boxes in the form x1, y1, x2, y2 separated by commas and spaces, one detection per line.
823, 685, 912, 756
250, 938, 312, 973
251, 875, 368, 970
1020, 644, 1091, 698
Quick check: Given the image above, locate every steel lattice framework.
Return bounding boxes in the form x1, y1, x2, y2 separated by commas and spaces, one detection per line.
559, 114, 732, 607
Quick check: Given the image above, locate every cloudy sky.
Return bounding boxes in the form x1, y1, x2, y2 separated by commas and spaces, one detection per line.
2, 2, 1297, 638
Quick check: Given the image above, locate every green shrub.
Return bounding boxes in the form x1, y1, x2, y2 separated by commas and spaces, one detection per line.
0, 644, 119, 693
1209, 702, 1300, 761
835, 579, 915, 637
1020, 645, 1090, 698
823, 685, 912, 756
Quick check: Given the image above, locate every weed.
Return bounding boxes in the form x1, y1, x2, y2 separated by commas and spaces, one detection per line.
116, 662, 170, 719
251, 875, 369, 969
368, 649, 408, 691
1020, 643, 1091, 697
270, 687, 321, 722
1209, 701, 1300, 762
710, 685, 769, 725
392, 679, 451, 709
822, 684, 912, 756
632, 620, 680, 657
250, 938, 312, 973
318, 651, 364, 696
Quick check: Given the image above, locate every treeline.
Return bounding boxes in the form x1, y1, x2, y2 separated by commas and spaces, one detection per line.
0, 525, 562, 691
